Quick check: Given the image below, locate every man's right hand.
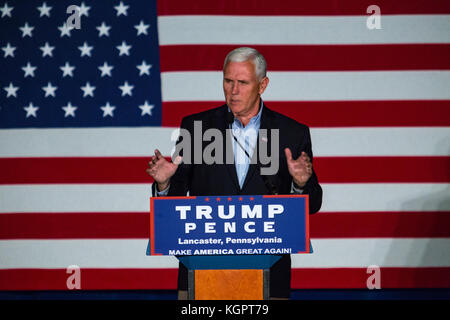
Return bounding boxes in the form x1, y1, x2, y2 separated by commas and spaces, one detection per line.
146, 149, 182, 191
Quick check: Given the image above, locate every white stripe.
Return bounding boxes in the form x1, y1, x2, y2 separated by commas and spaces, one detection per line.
158, 15, 450, 45
161, 71, 450, 101
0, 238, 448, 269
1, 127, 449, 157
1, 183, 448, 213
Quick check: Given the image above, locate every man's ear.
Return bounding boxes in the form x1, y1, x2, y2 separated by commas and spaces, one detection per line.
259, 76, 269, 95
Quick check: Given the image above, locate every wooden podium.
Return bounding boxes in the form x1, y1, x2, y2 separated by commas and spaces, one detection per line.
178, 255, 281, 300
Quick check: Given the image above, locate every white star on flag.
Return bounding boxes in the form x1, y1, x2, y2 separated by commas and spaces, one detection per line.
96, 22, 111, 37
2, 43, 16, 58
37, 2, 52, 17
40, 42, 54, 57
139, 101, 154, 116
119, 81, 134, 96
60, 62, 75, 77
114, 2, 129, 16
4, 82, 19, 97
42, 82, 57, 97
81, 82, 96, 97
58, 23, 74, 37
22, 62, 37, 78
116, 41, 131, 56
0, 2, 13, 18
78, 2, 90, 17
62, 102, 77, 117
137, 61, 152, 76
24, 102, 39, 118
134, 20, 149, 36
78, 42, 93, 57
19, 22, 34, 37
100, 102, 115, 117
98, 62, 114, 77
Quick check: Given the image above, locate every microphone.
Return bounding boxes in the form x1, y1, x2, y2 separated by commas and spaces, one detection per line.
226, 110, 234, 125
226, 110, 278, 195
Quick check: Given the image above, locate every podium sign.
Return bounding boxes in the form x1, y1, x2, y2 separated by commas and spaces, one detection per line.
149, 194, 310, 256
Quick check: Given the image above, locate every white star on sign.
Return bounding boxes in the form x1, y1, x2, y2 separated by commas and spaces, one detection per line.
78, 42, 93, 57
40, 42, 54, 57
4, 82, 19, 97
119, 81, 134, 96
96, 22, 111, 37
37, 2, 52, 17
116, 41, 131, 56
42, 82, 57, 97
60, 62, 75, 77
139, 101, 154, 116
100, 102, 115, 117
2, 43, 16, 58
24, 102, 39, 118
81, 82, 96, 97
98, 62, 114, 77
137, 60, 152, 76
0, 2, 13, 18
62, 102, 77, 117
134, 20, 149, 36
114, 2, 129, 16
20, 22, 34, 37
22, 62, 37, 78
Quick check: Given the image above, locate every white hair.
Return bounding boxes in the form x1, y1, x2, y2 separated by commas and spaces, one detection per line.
223, 47, 267, 80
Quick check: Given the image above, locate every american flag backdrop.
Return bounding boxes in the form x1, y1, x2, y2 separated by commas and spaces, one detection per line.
0, 0, 449, 292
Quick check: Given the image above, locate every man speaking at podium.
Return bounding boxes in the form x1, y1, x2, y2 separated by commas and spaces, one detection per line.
147, 47, 322, 299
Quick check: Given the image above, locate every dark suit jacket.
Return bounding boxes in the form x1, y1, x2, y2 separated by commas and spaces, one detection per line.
151, 103, 322, 296
152, 103, 322, 212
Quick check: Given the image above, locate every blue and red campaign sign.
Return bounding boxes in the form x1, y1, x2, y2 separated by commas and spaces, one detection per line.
149, 195, 310, 256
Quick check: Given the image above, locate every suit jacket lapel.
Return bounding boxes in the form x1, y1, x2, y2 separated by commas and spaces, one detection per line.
241, 103, 274, 191
213, 105, 241, 192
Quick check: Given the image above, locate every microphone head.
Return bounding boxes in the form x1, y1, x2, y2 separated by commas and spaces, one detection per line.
226, 111, 234, 125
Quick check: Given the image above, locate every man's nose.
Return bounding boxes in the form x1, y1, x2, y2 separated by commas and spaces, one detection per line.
231, 82, 239, 95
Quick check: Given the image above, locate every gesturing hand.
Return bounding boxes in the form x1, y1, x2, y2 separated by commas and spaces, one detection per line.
146, 149, 182, 191
284, 148, 313, 188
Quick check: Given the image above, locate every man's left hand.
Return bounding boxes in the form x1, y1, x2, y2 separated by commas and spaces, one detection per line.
284, 148, 313, 188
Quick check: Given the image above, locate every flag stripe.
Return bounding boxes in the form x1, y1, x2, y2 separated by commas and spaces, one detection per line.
162, 101, 450, 127
157, 0, 450, 16
1, 211, 448, 240
0, 267, 449, 290
1, 183, 449, 213
161, 71, 450, 101
2, 127, 449, 157
160, 44, 450, 72
1, 239, 449, 268
158, 15, 450, 45
1, 156, 449, 184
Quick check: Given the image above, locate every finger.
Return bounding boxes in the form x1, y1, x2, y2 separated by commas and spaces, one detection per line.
172, 155, 183, 166
300, 152, 311, 161
284, 148, 293, 162
154, 149, 163, 160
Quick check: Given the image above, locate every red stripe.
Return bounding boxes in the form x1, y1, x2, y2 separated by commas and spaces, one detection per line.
0, 268, 177, 290
310, 212, 450, 238
1, 211, 448, 239
1, 156, 449, 184
162, 101, 450, 128
157, 0, 450, 15
291, 267, 450, 289
160, 44, 450, 72
0, 267, 448, 290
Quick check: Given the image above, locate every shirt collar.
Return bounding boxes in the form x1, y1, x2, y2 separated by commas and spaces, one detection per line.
228, 98, 264, 128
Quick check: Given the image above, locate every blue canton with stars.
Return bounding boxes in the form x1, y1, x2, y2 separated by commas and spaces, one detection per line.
0, 0, 162, 128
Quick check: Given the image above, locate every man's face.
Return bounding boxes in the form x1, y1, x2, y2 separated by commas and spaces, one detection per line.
223, 60, 268, 118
